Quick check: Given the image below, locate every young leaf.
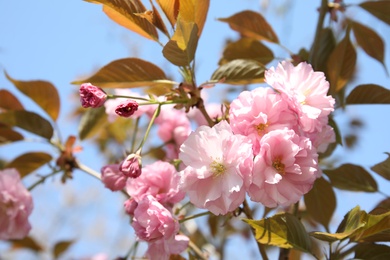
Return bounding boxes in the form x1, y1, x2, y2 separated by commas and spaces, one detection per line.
243, 213, 312, 253
354, 243, 390, 260
219, 38, 274, 65
11, 236, 44, 252
350, 20, 386, 70
0, 126, 23, 144
359, 1, 390, 25
218, 10, 279, 43
85, 0, 158, 40
211, 59, 265, 85
6, 152, 52, 178
134, 4, 169, 37
304, 177, 336, 229
178, 0, 210, 37
350, 210, 390, 242
78, 106, 107, 140
326, 30, 357, 93
72, 58, 176, 91
346, 84, 390, 105
0, 110, 53, 140
5, 72, 60, 121
371, 152, 390, 180
0, 89, 24, 110
53, 240, 74, 259
323, 164, 378, 192
162, 20, 199, 66
156, 0, 179, 27
371, 198, 390, 215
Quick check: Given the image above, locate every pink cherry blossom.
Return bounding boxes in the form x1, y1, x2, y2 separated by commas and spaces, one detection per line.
119, 154, 142, 178
179, 120, 253, 215
131, 195, 179, 242
307, 124, 336, 153
124, 198, 138, 216
248, 129, 319, 208
114, 99, 139, 117
265, 61, 335, 133
146, 234, 189, 260
229, 87, 297, 154
0, 168, 33, 240
100, 164, 127, 191
126, 160, 184, 207
79, 83, 107, 108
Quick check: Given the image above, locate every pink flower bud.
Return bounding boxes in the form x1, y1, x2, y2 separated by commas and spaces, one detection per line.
119, 154, 142, 178
115, 100, 139, 117
79, 83, 107, 108
100, 164, 127, 191
124, 198, 138, 216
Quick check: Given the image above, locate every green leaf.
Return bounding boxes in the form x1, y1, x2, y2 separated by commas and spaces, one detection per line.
0, 125, 23, 144
79, 106, 107, 140
219, 38, 274, 65
178, 0, 210, 37
327, 30, 357, 93
371, 152, 390, 180
5, 152, 52, 178
310, 206, 366, 242
211, 59, 265, 85
350, 20, 386, 71
243, 213, 312, 253
355, 243, 390, 260
72, 58, 175, 93
85, 0, 158, 40
156, 0, 179, 27
304, 177, 336, 229
323, 164, 377, 192
162, 20, 199, 66
5, 72, 60, 121
359, 1, 390, 25
350, 210, 390, 242
53, 240, 74, 259
0, 110, 53, 140
312, 28, 336, 72
218, 10, 279, 43
11, 236, 44, 252
346, 84, 390, 105
0, 89, 24, 110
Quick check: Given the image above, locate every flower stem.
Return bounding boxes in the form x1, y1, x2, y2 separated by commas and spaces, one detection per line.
137, 104, 161, 151
188, 240, 208, 260
309, 0, 329, 67
179, 211, 211, 223
242, 199, 268, 260
28, 169, 63, 191
197, 98, 215, 127
76, 161, 101, 180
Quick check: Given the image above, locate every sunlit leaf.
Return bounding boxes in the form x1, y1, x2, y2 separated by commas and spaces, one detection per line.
311, 206, 366, 242
85, 0, 158, 40
178, 0, 210, 37
219, 38, 274, 65
0, 89, 24, 111
312, 27, 336, 72
5, 72, 60, 121
11, 236, 44, 252
371, 152, 390, 180
346, 84, 390, 105
327, 30, 356, 93
355, 243, 390, 260
0, 110, 53, 140
324, 164, 377, 192
5, 152, 52, 178
72, 58, 176, 92
162, 20, 199, 66
134, 5, 169, 37
351, 20, 386, 70
156, 0, 179, 27
0, 126, 23, 144
304, 177, 336, 229
79, 106, 107, 140
359, 1, 390, 25
244, 213, 312, 253
218, 10, 279, 43
211, 59, 265, 85
53, 240, 74, 259
350, 210, 390, 242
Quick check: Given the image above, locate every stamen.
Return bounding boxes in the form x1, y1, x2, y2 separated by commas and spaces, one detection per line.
256, 123, 268, 135
210, 160, 226, 177
272, 158, 285, 175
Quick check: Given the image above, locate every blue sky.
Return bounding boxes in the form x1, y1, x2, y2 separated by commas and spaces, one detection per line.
1, 0, 390, 259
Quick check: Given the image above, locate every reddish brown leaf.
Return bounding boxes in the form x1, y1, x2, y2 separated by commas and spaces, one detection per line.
0, 126, 23, 143
156, 0, 180, 27
6, 152, 52, 178
0, 89, 24, 111
359, 1, 390, 25
346, 84, 390, 105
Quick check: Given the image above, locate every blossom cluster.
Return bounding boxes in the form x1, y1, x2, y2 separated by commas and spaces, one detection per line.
91, 61, 335, 259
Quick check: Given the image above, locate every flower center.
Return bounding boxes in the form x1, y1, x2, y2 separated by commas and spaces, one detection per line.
272, 158, 285, 175
256, 123, 268, 135
210, 160, 226, 177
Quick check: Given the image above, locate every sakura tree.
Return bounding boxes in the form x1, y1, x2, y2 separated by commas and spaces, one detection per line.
1, 0, 390, 259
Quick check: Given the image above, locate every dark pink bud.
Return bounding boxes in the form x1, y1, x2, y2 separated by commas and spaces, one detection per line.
79, 83, 107, 108
119, 154, 142, 178
115, 100, 139, 117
